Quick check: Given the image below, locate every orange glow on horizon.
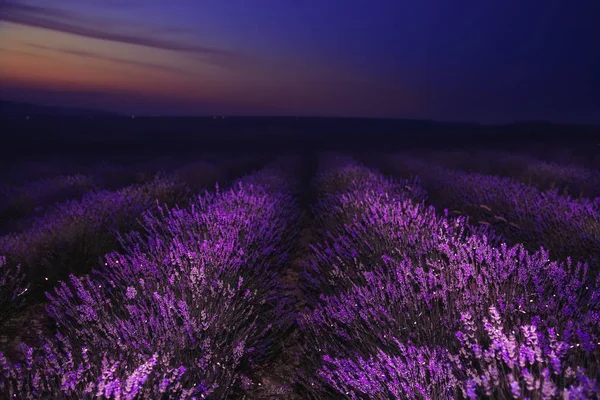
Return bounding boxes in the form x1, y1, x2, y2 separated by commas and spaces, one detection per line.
0, 17, 422, 117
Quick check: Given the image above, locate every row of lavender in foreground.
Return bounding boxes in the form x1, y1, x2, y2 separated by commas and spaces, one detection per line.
0, 161, 300, 398
379, 153, 600, 266
297, 155, 600, 399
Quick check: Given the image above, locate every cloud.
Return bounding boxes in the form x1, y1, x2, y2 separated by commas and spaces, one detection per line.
39, 0, 152, 10
0, 1, 230, 57
0, 46, 53, 59
64, 0, 145, 9
23, 42, 192, 75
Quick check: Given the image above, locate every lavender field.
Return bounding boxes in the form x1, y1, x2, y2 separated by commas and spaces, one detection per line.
0, 149, 599, 399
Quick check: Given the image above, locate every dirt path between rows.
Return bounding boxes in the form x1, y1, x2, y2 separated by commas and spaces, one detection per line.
247, 152, 318, 399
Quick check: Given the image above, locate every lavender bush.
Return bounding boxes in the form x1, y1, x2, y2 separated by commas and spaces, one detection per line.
1, 161, 300, 398
0, 174, 189, 295
297, 155, 600, 399
455, 307, 600, 399
316, 342, 460, 399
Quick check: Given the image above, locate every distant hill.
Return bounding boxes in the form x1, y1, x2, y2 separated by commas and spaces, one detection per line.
0, 100, 121, 117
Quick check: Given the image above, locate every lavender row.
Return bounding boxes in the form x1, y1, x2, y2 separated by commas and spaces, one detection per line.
0, 159, 223, 235
0, 158, 233, 309
0, 174, 97, 226
297, 156, 600, 399
303, 155, 496, 301
0, 159, 180, 218
379, 153, 600, 266
310, 154, 428, 237
411, 149, 600, 200
0, 174, 189, 296
0, 157, 247, 334
0, 161, 300, 398
0, 158, 83, 186
0, 156, 189, 187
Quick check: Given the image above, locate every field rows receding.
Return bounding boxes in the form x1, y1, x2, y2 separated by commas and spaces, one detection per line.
0, 155, 258, 235
367, 153, 600, 269
0, 156, 267, 358
0, 158, 187, 225
403, 149, 600, 199
1, 153, 599, 399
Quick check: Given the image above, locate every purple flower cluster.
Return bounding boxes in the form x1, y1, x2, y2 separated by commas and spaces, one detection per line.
0, 161, 299, 398
456, 307, 599, 399
298, 155, 600, 399
318, 342, 459, 399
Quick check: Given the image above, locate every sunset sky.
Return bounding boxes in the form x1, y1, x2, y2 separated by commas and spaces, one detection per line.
1, 0, 598, 122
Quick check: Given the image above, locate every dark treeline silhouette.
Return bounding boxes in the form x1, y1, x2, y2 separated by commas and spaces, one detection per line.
2, 116, 598, 167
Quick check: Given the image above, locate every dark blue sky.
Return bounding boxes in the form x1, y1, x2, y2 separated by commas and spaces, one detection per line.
1, 0, 598, 122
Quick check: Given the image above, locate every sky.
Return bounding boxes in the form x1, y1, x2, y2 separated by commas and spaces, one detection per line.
0, 0, 599, 123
